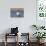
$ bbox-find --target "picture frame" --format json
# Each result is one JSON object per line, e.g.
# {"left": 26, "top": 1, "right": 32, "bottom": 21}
{"left": 10, "top": 8, "right": 24, "bottom": 17}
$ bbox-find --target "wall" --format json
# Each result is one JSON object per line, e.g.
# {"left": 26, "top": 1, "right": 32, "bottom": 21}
{"left": 0, "top": 0, "right": 36, "bottom": 42}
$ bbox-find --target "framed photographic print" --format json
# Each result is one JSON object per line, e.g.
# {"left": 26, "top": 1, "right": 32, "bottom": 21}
{"left": 10, "top": 8, "right": 24, "bottom": 17}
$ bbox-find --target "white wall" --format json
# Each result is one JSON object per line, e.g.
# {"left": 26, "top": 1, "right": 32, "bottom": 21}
{"left": 0, "top": 0, "right": 36, "bottom": 42}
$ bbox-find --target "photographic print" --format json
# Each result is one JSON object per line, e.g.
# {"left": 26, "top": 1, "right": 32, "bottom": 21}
{"left": 10, "top": 8, "right": 24, "bottom": 17}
